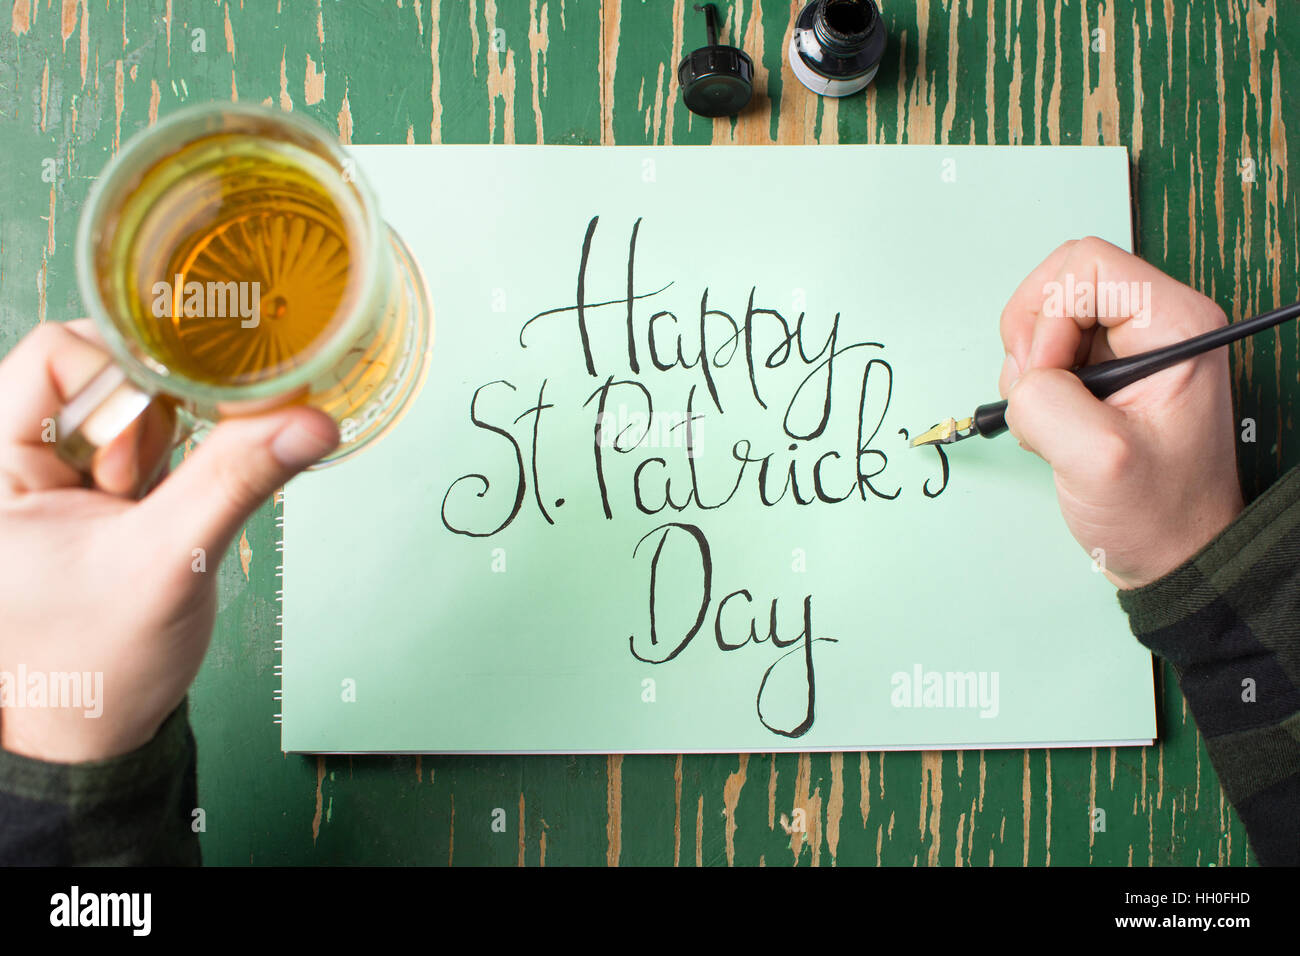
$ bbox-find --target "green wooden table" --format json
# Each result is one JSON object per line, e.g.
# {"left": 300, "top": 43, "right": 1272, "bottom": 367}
{"left": 2, "top": 0, "right": 1295, "bottom": 865}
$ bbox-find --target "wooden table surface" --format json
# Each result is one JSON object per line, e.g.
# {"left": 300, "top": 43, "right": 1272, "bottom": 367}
{"left": 2, "top": 0, "right": 1296, "bottom": 865}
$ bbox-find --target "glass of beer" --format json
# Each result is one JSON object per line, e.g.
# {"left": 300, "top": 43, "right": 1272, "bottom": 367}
{"left": 58, "top": 102, "right": 432, "bottom": 473}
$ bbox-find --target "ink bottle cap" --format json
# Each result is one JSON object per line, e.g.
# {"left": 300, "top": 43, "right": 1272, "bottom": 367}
{"left": 678, "top": 3, "right": 754, "bottom": 118}
{"left": 788, "top": 0, "right": 887, "bottom": 97}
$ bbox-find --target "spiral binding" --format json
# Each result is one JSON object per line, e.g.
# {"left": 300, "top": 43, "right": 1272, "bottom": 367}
{"left": 273, "top": 488, "right": 284, "bottom": 726}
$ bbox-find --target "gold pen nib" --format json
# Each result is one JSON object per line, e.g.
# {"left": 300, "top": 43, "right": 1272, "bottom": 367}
{"left": 910, "top": 416, "right": 976, "bottom": 447}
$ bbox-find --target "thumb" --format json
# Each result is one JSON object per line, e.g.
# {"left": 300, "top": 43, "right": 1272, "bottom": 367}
{"left": 1003, "top": 367, "right": 1132, "bottom": 485}
{"left": 138, "top": 407, "right": 338, "bottom": 560}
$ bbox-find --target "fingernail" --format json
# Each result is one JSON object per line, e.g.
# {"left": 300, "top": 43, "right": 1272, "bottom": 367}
{"left": 270, "top": 417, "right": 338, "bottom": 469}
{"left": 1001, "top": 352, "right": 1020, "bottom": 389}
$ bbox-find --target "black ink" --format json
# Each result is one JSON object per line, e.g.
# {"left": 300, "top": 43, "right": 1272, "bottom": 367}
{"left": 585, "top": 375, "right": 618, "bottom": 519}
{"left": 630, "top": 523, "right": 712, "bottom": 663}
{"left": 787, "top": 454, "right": 816, "bottom": 505}
{"left": 742, "top": 289, "right": 790, "bottom": 410}
{"left": 585, "top": 377, "right": 654, "bottom": 519}
{"left": 754, "top": 597, "right": 839, "bottom": 738}
{"left": 519, "top": 216, "right": 673, "bottom": 376}
{"left": 443, "top": 215, "right": 965, "bottom": 742}
{"left": 695, "top": 289, "right": 730, "bottom": 414}
{"left": 924, "top": 442, "right": 951, "bottom": 498}
{"left": 633, "top": 458, "right": 670, "bottom": 514}
{"left": 855, "top": 358, "right": 901, "bottom": 501}
{"left": 813, "top": 451, "right": 854, "bottom": 503}
{"left": 626, "top": 217, "right": 642, "bottom": 373}
{"left": 570, "top": 215, "right": 596, "bottom": 376}
{"left": 441, "top": 381, "right": 526, "bottom": 537}
{"left": 715, "top": 589, "right": 756, "bottom": 651}
{"left": 647, "top": 311, "right": 685, "bottom": 372}
{"left": 782, "top": 335, "right": 881, "bottom": 441}
{"left": 513, "top": 379, "right": 555, "bottom": 526}
{"left": 731, "top": 441, "right": 792, "bottom": 506}
{"left": 683, "top": 385, "right": 745, "bottom": 510}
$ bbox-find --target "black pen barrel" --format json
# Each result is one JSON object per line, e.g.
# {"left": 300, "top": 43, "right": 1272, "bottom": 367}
{"left": 973, "top": 401, "right": 1009, "bottom": 437}
{"left": 971, "top": 299, "right": 1300, "bottom": 439}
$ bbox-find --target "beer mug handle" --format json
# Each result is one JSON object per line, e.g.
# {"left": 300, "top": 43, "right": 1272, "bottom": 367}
{"left": 55, "top": 361, "right": 166, "bottom": 473}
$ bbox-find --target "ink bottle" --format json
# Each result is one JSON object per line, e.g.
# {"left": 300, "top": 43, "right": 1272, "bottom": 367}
{"left": 788, "top": 0, "right": 887, "bottom": 97}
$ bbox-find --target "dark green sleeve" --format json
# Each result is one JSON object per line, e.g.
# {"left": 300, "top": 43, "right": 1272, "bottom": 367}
{"left": 0, "top": 699, "right": 202, "bottom": 865}
{"left": 1118, "top": 465, "right": 1300, "bottom": 866}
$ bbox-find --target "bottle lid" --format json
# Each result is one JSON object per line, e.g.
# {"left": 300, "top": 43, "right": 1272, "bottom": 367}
{"left": 678, "top": 4, "right": 754, "bottom": 118}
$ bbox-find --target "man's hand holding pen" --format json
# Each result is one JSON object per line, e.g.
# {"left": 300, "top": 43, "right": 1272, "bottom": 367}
{"left": 998, "top": 236, "right": 1244, "bottom": 589}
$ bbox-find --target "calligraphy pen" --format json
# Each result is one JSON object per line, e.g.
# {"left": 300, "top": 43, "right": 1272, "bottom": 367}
{"left": 909, "top": 299, "right": 1300, "bottom": 448}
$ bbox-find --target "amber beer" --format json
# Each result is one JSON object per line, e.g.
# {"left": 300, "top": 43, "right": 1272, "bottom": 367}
{"left": 112, "top": 133, "right": 354, "bottom": 385}
{"left": 63, "top": 104, "right": 432, "bottom": 470}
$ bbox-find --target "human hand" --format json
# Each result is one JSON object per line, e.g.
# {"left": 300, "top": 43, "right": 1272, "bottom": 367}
{"left": 1000, "top": 237, "right": 1244, "bottom": 589}
{"left": 0, "top": 321, "right": 338, "bottom": 762}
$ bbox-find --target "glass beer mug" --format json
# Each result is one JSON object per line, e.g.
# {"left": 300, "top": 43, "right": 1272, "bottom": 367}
{"left": 58, "top": 103, "right": 432, "bottom": 474}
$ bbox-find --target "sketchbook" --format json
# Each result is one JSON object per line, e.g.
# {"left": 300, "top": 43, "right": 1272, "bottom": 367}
{"left": 279, "top": 144, "right": 1156, "bottom": 754}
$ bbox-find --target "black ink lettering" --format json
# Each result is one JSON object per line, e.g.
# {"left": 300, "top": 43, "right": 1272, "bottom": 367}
{"left": 715, "top": 589, "right": 755, "bottom": 651}
{"left": 441, "top": 381, "right": 526, "bottom": 537}
{"left": 813, "top": 451, "right": 854, "bottom": 503}
{"left": 743, "top": 290, "right": 792, "bottom": 410}
{"left": 634, "top": 457, "right": 670, "bottom": 514}
{"left": 519, "top": 216, "right": 673, "bottom": 375}
{"left": 625, "top": 217, "right": 642, "bottom": 373}
{"left": 924, "top": 440, "right": 951, "bottom": 498}
{"left": 696, "top": 289, "right": 731, "bottom": 414}
{"left": 513, "top": 379, "right": 555, "bottom": 525}
{"left": 856, "top": 358, "right": 901, "bottom": 500}
{"left": 754, "top": 596, "right": 838, "bottom": 738}
{"left": 683, "top": 385, "right": 745, "bottom": 510}
{"left": 585, "top": 377, "right": 654, "bottom": 518}
{"left": 630, "top": 523, "right": 712, "bottom": 664}
{"left": 648, "top": 311, "right": 682, "bottom": 371}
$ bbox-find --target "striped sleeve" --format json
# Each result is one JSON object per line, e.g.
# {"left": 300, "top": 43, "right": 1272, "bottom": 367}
{"left": 0, "top": 699, "right": 202, "bottom": 865}
{"left": 1119, "top": 465, "right": 1300, "bottom": 866}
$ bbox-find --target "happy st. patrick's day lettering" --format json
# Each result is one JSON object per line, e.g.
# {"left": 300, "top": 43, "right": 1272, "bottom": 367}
{"left": 440, "top": 216, "right": 951, "bottom": 738}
